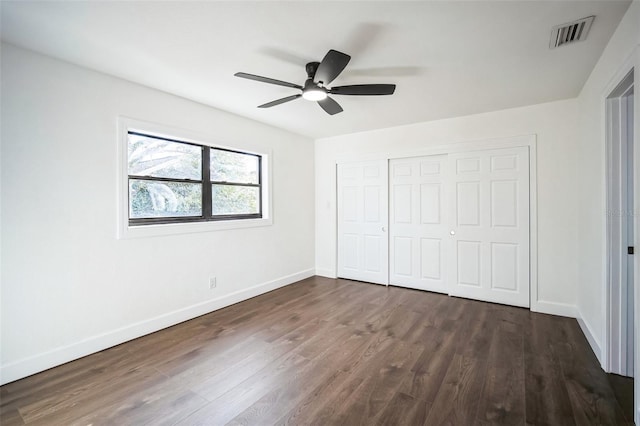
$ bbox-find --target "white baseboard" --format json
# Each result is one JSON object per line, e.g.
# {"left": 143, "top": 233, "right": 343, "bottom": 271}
{"left": 0, "top": 268, "right": 315, "bottom": 386}
{"left": 531, "top": 300, "right": 577, "bottom": 318}
{"left": 531, "top": 301, "right": 604, "bottom": 366}
{"left": 577, "top": 314, "right": 604, "bottom": 366}
{"left": 315, "top": 268, "right": 336, "bottom": 278}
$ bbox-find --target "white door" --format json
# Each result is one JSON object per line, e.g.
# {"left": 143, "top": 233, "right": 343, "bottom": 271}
{"left": 389, "top": 155, "right": 448, "bottom": 293}
{"left": 337, "top": 160, "right": 389, "bottom": 285}
{"left": 447, "top": 147, "right": 530, "bottom": 307}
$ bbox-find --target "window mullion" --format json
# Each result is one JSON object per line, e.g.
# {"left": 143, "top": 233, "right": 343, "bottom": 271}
{"left": 202, "top": 146, "right": 212, "bottom": 218}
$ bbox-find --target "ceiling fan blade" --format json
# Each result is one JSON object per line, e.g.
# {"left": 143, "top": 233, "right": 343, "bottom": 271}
{"left": 330, "top": 84, "right": 396, "bottom": 96}
{"left": 234, "top": 72, "right": 302, "bottom": 89}
{"left": 314, "top": 50, "right": 351, "bottom": 86}
{"left": 258, "top": 94, "right": 302, "bottom": 108}
{"left": 317, "top": 96, "right": 343, "bottom": 115}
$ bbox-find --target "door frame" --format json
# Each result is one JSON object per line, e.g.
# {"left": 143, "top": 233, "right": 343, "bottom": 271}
{"left": 335, "top": 134, "right": 539, "bottom": 311}
{"left": 605, "top": 67, "right": 634, "bottom": 377}
{"left": 600, "top": 48, "right": 639, "bottom": 424}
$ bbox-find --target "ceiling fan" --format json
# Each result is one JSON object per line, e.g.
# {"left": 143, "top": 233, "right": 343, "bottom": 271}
{"left": 234, "top": 49, "right": 396, "bottom": 115}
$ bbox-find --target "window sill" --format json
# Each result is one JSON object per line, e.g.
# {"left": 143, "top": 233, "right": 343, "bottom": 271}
{"left": 117, "top": 216, "right": 273, "bottom": 239}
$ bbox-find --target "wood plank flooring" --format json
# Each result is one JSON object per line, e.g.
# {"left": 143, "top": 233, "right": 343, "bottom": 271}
{"left": 0, "top": 276, "right": 633, "bottom": 425}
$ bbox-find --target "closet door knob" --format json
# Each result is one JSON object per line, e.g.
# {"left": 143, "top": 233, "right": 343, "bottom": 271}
{"left": 450, "top": 230, "right": 456, "bottom": 235}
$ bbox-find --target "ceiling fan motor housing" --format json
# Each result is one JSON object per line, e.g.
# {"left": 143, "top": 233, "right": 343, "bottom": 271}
{"left": 306, "top": 62, "right": 321, "bottom": 80}
{"left": 303, "top": 62, "right": 327, "bottom": 100}
{"left": 303, "top": 78, "right": 325, "bottom": 91}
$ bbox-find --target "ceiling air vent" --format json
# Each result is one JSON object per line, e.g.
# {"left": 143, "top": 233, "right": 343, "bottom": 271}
{"left": 549, "top": 16, "right": 595, "bottom": 49}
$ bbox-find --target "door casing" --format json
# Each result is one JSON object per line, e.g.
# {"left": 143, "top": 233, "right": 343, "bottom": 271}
{"left": 605, "top": 68, "right": 635, "bottom": 377}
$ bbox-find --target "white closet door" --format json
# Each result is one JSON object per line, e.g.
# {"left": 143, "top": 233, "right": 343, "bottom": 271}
{"left": 337, "top": 160, "right": 389, "bottom": 285}
{"left": 390, "top": 155, "right": 448, "bottom": 293}
{"left": 447, "top": 147, "right": 530, "bottom": 307}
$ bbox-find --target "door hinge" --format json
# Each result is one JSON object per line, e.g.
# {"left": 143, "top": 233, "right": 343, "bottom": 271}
{"left": 629, "top": 246, "right": 635, "bottom": 255}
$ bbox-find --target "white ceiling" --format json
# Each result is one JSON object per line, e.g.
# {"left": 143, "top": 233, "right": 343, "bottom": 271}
{"left": 0, "top": 1, "right": 631, "bottom": 139}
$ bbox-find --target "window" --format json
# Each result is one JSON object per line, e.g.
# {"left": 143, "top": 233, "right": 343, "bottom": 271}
{"left": 126, "top": 131, "right": 262, "bottom": 226}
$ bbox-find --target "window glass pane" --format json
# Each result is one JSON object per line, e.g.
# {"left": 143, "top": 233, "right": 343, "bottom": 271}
{"left": 210, "top": 149, "right": 259, "bottom": 184}
{"left": 128, "top": 133, "right": 201, "bottom": 180}
{"left": 129, "top": 180, "right": 202, "bottom": 218}
{"left": 212, "top": 185, "right": 259, "bottom": 215}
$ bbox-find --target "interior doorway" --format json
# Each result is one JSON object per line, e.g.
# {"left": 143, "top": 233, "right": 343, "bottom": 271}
{"left": 606, "top": 68, "right": 635, "bottom": 377}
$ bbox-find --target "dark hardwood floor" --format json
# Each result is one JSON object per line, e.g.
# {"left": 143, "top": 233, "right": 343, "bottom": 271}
{"left": 0, "top": 276, "right": 634, "bottom": 425}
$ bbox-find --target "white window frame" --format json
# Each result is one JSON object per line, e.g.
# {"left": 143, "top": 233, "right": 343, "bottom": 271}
{"left": 117, "top": 117, "right": 272, "bottom": 239}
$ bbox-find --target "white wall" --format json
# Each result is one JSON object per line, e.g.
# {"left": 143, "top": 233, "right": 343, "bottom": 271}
{"left": 316, "top": 98, "right": 580, "bottom": 316}
{"left": 0, "top": 44, "right": 315, "bottom": 384}
{"left": 575, "top": 1, "right": 640, "bottom": 364}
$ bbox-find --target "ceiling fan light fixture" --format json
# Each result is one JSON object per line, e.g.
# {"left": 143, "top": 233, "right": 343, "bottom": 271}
{"left": 302, "top": 87, "right": 327, "bottom": 101}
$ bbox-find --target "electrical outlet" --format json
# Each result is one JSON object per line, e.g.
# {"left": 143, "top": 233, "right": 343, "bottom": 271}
{"left": 209, "top": 276, "right": 217, "bottom": 289}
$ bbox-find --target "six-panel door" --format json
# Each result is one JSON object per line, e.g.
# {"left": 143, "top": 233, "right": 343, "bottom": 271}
{"left": 389, "top": 155, "right": 449, "bottom": 293}
{"left": 447, "top": 147, "right": 530, "bottom": 307}
{"left": 337, "top": 160, "right": 389, "bottom": 285}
